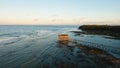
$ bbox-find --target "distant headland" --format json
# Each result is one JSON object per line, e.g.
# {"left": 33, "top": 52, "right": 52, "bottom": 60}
{"left": 72, "top": 25, "right": 120, "bottom": 39}
{"left": 79, "top": 25, "right": 120, "bottom": 32}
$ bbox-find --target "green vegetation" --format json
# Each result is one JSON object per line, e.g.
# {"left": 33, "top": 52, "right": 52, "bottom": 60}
{"left": 79, "top": 25, "right": 120, "bottom": 32}
{"left": 78, "top": 25, "right": 120, "bottom": 38}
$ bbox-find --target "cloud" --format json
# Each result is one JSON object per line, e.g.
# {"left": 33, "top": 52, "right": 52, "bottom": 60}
{"left": 51, "top": 14, "right": 59, "bottom": 18}
{"left": 33, "top": 19, "right": 39, "bottom": 21}
{"left": 0, "top": 16, "right": 120, "bottom": 25}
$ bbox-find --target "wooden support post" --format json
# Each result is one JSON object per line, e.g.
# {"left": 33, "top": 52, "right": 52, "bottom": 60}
{"left": 58, "top": 34, "right": 70, "bottom": 41}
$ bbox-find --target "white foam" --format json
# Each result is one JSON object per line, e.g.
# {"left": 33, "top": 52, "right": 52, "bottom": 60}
{"left": 0, "top": 37, "right": 22, "bottom": 45}
{"left": 0, "top": 37, "right": 16, "bottom": 42}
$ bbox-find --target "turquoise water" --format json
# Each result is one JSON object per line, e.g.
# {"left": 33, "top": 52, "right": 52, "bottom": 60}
{"left": 0, "top": 25, "right": 120, "bottom": 68}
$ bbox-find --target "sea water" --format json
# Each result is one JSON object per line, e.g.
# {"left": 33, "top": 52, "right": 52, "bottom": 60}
{"left": 0, "top": 25, "right": 120, "bottom": 68}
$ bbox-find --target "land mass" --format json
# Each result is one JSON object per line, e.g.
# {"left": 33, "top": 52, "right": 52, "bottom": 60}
{"left": 72, "top": 25, "right": 120, "bottom": 39}
{"left": 79, "top": 25, "right": 120, "bottom": 32}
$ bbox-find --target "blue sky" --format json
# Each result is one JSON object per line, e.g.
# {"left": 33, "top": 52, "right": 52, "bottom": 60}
{"left": 0, "top": 0, "right": 120, "bottom": 25}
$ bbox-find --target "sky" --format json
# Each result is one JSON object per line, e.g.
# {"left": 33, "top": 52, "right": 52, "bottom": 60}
{"left": 0, "top": 0, "right": 120, "bottom": 25}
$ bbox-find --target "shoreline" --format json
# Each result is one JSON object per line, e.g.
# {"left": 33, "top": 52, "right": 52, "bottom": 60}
{"left": 76, "top": 25, "right": 120, "bottom": 38}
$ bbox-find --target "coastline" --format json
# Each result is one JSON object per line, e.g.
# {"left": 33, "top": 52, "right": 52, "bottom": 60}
{"left": 74, "top": 25, "right": 120, "bottom": 38}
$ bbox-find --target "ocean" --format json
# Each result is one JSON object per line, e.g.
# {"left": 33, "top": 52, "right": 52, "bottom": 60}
{"left": 0, "top": 25, "right": 120, "bottom": 68}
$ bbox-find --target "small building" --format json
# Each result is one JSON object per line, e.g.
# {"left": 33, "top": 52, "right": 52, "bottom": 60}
{"left": 58, "top": 34, "right": 70, "bottom": 41}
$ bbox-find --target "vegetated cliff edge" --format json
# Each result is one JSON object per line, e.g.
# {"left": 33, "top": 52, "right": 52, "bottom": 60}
{"left": 78, "top": 25, "right": 120, "bottom": 38}
{"left": 79, "top": 25, "right": 120, "bottom": 32}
